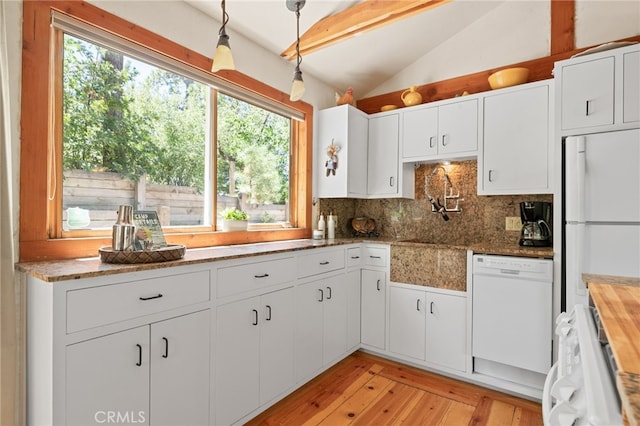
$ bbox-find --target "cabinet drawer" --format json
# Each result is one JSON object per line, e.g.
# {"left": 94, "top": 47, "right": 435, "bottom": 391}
{"left": 297, "top": 248, "right": 345, "bottom": 278}
{"left": 67, "top": 270, "right": 210, "bottom": 333}
{"left": 363, "top": 246, "right": 387, "bottom": 267}
{"left": 346, "top": 247, "right": 362, "bottom": 268}
{"left": 217, "top": 257, "right": 296, "bottom": 298}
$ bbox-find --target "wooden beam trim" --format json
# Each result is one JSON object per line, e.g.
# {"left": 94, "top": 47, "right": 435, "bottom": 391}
{"left": 550, "top": 0, "right": 575, "bottom": 55}
{"left": 356, "top": 34, "right": 640, "bottom": 114}
{"left": 281, "top": 0, "right": 451, "bottom": 60}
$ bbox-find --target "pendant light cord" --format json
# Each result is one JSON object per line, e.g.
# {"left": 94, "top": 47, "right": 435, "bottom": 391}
{"left": 220, "top": 0, "right": 229, "bottom": 36}
{"left": 295, "top": 3, "right": 302, "bottom": 71}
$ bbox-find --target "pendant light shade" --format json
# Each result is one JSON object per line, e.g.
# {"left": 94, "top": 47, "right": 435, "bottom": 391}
{"left": 212, "top": 0, "right": 235, "bottom": 72}
{"left": 290, "top": 68, "right": 305, "bottom": 101}
{"left": 287, "top": 0, "right": 306, "bottom": 101}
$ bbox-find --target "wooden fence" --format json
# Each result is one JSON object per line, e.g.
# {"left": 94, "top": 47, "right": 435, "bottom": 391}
{"left": 62, "top": 170, "right": 286, "bottom": 229}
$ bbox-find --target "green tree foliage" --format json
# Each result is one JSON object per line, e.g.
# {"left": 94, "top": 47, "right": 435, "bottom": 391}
{"left": 62, "top": 34, "right": 290, "bottom": 204}
{"left": 217, "top": 94, "right": 290, "bottom": 204}
{"left": 62, "top": 36, "right": 159, "bottom": 180}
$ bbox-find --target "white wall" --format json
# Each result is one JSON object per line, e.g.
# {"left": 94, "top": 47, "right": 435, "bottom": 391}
{"left": 366, "top": 0, "right": 640, "bottom": 97}
{"left": 88, "top": 0, "right": 337, "bottom": 109}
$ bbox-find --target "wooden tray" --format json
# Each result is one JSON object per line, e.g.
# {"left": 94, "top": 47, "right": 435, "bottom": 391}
{"left": 99, "top": 245, "right": 186, "bottom": 264}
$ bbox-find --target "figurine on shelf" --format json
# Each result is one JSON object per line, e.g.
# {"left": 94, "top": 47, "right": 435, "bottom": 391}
{"left": 335, "top": 87, "right": 355, "bottom": 106}
{"left": 325, "top": 141, "right": 340, "bottom": 177}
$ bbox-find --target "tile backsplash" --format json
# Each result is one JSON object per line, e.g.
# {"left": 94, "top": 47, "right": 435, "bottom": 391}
{"left": 318, "top": 160, "right": 553, "bottom": 245}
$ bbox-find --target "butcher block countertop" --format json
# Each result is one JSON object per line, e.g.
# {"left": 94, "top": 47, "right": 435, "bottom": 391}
{"left": 587, "top": 277, "right": 640, "bottom": 426}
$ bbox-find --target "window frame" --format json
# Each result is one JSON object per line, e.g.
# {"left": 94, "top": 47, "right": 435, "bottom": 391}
{"left": 20, "top": 1, "right": 313, "bottom": 261}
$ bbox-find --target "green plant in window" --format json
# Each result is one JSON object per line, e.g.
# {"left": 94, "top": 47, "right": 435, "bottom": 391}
{"left": 221, "top": 207, "right": 249, "bottom": 221}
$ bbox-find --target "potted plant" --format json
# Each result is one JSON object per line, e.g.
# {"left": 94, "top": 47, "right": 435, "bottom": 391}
{"left": 221, "top": 207, "right": 249, "bottom": 231}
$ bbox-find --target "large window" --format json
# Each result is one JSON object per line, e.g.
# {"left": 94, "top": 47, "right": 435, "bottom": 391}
{"left": 20, "top": 1, "right": 312, "bottom": 261}
{"left": 60, "top": 34, "right": 292, "bottom": 233}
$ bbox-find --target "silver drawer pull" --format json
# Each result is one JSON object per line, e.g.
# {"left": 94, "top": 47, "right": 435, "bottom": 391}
{"left": 370, "top": 255, "right": 381, "bottom": 259}
{"left": 254, "top": 273, "right": 270, "bottom": 278}
{"left": 351, "top": 256, "right": 360, "bottom": 259}
{"left": 139, "top": 293, "right": 163, "bottom": 301}
{"left": 319, "top": 261, "right": 330, "bottom": 265}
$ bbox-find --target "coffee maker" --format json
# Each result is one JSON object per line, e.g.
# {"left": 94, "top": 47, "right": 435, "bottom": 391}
{"left": 519, "top": 201, "right": 552, "bottom": 247}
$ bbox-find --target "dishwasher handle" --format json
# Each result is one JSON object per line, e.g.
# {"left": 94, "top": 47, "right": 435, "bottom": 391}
{"left": 499, "top": 269, "right": 520, "bottom": 275}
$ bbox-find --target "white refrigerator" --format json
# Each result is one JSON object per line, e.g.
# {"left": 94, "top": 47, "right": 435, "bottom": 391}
{"left": 564, "top": 128, "right": 640, "bottom": 310}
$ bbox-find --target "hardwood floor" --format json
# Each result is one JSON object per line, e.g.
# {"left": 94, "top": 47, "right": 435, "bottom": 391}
{"left": 246, "top": 351, "right": 543, "bottom": 426}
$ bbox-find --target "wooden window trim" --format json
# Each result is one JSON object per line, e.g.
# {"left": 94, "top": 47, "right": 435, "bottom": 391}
{"left": 20, "top": 0, "right": 313, "bottom": 261}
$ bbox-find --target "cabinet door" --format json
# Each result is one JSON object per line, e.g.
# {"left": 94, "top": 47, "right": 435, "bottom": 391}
{"left": 367, "top": 114, "right": 399, "bottom": 196}
{"left": 151, "top": 310, "right": 210, "bottom": 426}
{"left": 317, "top": 105, "right": 368, "bottom": 198}
{"left": 215, "top": 298, "right": 260, "bottom": 426}
{"left": 346, "top": 269, "right": 361, "bottom": 350}
{"left": 294, "top": 280, "right": 325, "bottom": 382}
{"left": 561, "top": 57, "right": 615, "bottom": 130}
{"left": 624, "top": 50, "right": 640, "bottom": 123}
{"left": 389, "top": 286, "right": 426, "bottom": 360}
{"left": 360, "top": 269, "right": 386, "bottom": 349}
{"left": 438, "top": 99, "right": 478, "bottom": 156}
{"left": 482, "top": 84, "right": 549, "bottom": 194}
{"left": 346, "top": 108, "right": 370, "bottom": 196}
{"left": 323, "top": 274, "right": 348, "bottom": 364}
{"left": 66, "top": 326, "right": 149, "bottom": 426}
{"left": 426, "top": 292, "right": 467, "bottom": 372}
{"left": 402, "top": 107, "right": 438, "bottom": 159}
{"left": 260, "top": 287, "right": 294, "bottom": 405}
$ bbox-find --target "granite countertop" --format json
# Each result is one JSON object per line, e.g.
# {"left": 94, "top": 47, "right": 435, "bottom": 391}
{"left": 587, "top": 278, "right": 640, "bottom": 426}
{"left": 15, "top": 238, "right": 362, "bottom": 282}
{"left": 16, "top": 237, "right": 554, "bottom": 282}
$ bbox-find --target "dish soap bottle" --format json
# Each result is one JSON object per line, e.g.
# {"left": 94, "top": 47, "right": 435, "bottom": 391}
{"left": 327, "top": 213, "right": 336, "bottom": 239}
{"left": 318, "top": 213, "right": 326, "bottom": 239}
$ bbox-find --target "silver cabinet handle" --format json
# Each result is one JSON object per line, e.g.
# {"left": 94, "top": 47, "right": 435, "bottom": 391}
{"left": 585, "top": 99, "right": 592, "bottom": 116}
{"left": 430, "top": 301, "right": 434, "bottom": 315}
{"left": 326, "top": 286, "right": 332, "bottom": 300}
{"left": 252, "top": 309, "right": 259, "bottom": 326}
{"left": 488, "top": 169, "right": 494, "bottom": 182}
{"left": 254, "top": 273, "right": 269, "bottom": 278}
{"left": 442, "top": 134, "right": 448, "bottom": 146}
{"left": 429, "top": 136, "right": 435, "bottom": 148}
{"left": 318, "top": 288, "right": 324, "bottom": 302}
{"left": 389, "top": 176, "right": 394, "bottom": 187}
{"left": 416, "top": 299, "right": 421, "bottom": 311}
{"left": 376, "top": 279, "right": 381, "bottom": 291}
{"left": 319, "top": 261, "right": 330, "bottom": 265}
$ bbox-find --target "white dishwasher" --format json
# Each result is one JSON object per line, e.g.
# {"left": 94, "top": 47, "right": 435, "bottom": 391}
{"left": 472, "top": 254, "right": 553, "bottom": 388}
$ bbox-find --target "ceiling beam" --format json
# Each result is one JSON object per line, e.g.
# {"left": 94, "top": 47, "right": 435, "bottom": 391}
{"left": 281, "top": 0, "right": 452, "bottom": 60}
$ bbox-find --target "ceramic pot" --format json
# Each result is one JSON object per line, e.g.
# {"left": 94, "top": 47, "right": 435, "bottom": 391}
{"left": 222, "top": 219, "right": 248, "bottom": 231}
{"left": 401, "top": 86, "right": 423, "bottom": 107}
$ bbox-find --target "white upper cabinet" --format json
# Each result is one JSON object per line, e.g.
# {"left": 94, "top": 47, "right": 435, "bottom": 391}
{"left": 561, "top": 56, "right": 614, "bottom": 130}
{"left": 401, "top": 98, "right": 478, "bottom": 162}
{"left": 317, "top": 105, "right": 368, "bottom": 198}
{"left": 624, "top": 50, "right": 640, "bottom": 124}
{"left": 367, "top": 114, "right": 400, "bottom": 196}
{"left": 556, "top": 43, "right": 640, "bottom": 134}
{"left": 479, "top": 81, "right": 552, "bottom": 195}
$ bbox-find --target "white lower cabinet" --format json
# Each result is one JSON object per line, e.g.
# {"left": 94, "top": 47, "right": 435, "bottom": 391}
{"left": 294, "top": 274, "right": 348, "bottom": 382}
{"left": 360, "top": 269, "right": 386, "bottom": 350}
{"left": 388, "top": 285, "right": 467, "bottom": 372}
{"left": 66, "top": 310, "right": 210, "bottom": 426}
{"left": 389, "top": 286, "right": 426, "bottom": 360}
{"left": 346, "top": 269, "right": 361, "bottom": 350}
{"left": 215, "top": 287, "right": 294, "bottom": 426}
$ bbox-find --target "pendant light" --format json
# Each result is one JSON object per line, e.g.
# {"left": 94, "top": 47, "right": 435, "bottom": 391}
{"left": 212, "top": 0, "right": 235, "bottom": 72}
{"left": 287, "top": 0, "right": 306, "bottom": 101}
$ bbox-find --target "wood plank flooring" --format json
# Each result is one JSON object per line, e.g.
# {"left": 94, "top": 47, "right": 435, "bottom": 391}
{"left": 246, "top": 351, "right": 543, "bottom": 426}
